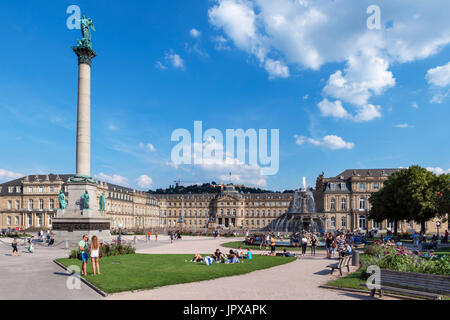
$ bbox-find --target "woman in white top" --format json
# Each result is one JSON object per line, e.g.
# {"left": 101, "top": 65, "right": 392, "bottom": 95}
{"left": 90, "top": 236, "right": 101, "bottom": 275}
{"left": 301, "top": 235, "right": 308, "bottom": 256}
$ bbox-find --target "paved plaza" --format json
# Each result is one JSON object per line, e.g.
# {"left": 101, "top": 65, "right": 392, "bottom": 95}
{"left": 0, "top": 235, "right": 381, "bottom": 300}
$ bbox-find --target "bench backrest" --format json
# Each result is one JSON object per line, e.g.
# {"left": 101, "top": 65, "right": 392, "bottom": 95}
{"left": 380, "top": 269, "right": 450, "bottom": 295}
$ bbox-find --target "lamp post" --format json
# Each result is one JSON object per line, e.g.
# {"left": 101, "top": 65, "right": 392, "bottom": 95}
{"left": 436, "top": 221, "right": 441, "bottom": 237}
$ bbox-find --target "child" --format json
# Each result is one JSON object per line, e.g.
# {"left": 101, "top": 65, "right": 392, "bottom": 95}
{"left": 90, "top": 235, "right": 101, "bottom": 276}
{"left": 245, "top": 248, "right": 253, "bottom": 260}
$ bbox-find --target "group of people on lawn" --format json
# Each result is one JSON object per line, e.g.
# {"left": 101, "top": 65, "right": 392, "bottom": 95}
{"left": 192, "top": 247, "right": 253, "bottom": 265}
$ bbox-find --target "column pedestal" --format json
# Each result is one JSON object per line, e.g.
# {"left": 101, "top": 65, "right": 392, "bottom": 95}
{"left": 52, "top": 181, "right": 111, "bottom": 243}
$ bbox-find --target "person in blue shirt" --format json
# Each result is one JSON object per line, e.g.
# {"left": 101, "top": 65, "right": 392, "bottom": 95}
{"left": 245, "top": 248, "right": 253, "bottom": 260}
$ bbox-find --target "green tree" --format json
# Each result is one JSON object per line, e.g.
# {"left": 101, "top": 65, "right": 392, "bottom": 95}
{"left": 369, "top": 166, "right": 450, "bottom": 234}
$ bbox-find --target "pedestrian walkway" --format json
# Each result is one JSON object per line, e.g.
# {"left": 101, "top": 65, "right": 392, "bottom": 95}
{"left": 0, "top": 238, "right": 101, "bottom": 300}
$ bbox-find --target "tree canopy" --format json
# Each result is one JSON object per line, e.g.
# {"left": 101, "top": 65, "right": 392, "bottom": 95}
{"left": 369, "top": 165, "right": 450, "bottom": 234}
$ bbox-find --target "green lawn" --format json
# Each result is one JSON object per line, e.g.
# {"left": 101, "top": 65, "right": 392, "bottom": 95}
{"left": 56, "top": 254, "right": 295, "bottom": 294}
{"left": 326, "top": 269, "right": 368, "bottom": 291}
{"left": 221, "top": 241, "right": 325, "bottom": 252}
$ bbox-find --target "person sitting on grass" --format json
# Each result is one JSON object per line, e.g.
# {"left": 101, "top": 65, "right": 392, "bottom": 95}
{"left": 192, "top": 253, "right": 203, "bottom": 262}
{"left": 244, "top": 248, "right": 253, "bottom": 260}
{"left": 212, "top": 249, "right": 227, "bottom": 263}
{"left": 235, "top": 246, "right": 245, "bottom": 259}
{"left": 225, "top": 250, "right": 240, "bottom": 264}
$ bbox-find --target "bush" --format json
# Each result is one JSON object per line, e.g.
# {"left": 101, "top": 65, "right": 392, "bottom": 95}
{"left": 69, "top": 250, "right": 81, "bottom": 260}
{"left": 361, "top": 243, "right": 450, "bottom": 275}
{"left": 100, "top": 243, "right": 135, "bottom": 257}
{"left": 69, "top": 243, "right": 136, "bottom": 259}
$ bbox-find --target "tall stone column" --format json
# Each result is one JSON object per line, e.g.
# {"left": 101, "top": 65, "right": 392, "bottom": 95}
{"left": 73, "top": 47, "right": 96, "bottom": 177}
{"left": 52, "top": 44, "right": 110, "bottom": 243}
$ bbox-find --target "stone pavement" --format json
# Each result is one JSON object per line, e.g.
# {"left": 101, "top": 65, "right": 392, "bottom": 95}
{"left": 0, "top": 235, "right": 388, "bottom": 300}
{"left": 0, "top": 237, "right": 101, "bottom": 300}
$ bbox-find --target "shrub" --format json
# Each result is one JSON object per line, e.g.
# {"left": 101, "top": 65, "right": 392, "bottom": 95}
{"left": 69, "top": 249, "right": 81, "bottom": 260}
{"left": 361, "top": 243, "right": 450, "bottom": 276}
{"left": 69, "top": 243, "right": 136, "bottom": 259}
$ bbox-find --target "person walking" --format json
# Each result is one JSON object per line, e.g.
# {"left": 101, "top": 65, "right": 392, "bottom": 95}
{"left": 310, "top": 235, "right": 317, "bottom": 256}
{"left": 170, "top": 231, "right": 174, "bottom": 244}
{"left": 90, "top": 236, "right": 101, "bottom": 276}
{"left": 11, "top": 237, "right": 20, "bottom": 256}
{"left": 79, "top": 234, "right": 89, "bottom": 276}
{"left": 48, "top": 232, "right": 55, "bottom": 246}
{"left": 301, "top": 234, "right": 308, "bottom": 256}
{"left": 27, "top": 236, "right": 34, "bottom": 253}
{"left": 155, "top": 230, "right": 158, "bottom": 241}
{"left": 147, "top": 231, "right": 151, "bottom": 242}
{"left": 325, "top": 234, "right": 333, "bottom": 259}
{"left": 269, "top": 234, "right": 276, "bottom": 255}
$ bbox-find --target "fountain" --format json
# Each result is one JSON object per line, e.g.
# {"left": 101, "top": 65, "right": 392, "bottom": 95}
{"left": 268, "top": 177, "right": 326, "bottom": 234}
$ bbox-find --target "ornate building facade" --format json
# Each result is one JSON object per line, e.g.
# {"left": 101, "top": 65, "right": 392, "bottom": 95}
{"left": 315, "top": 169, "right": 443, "bottom": 234}
{"left": 0, "top": 170, "right": 444, "bottom": 234}
{"left": 0, "top": 174, "right": 160, "bottom": 232}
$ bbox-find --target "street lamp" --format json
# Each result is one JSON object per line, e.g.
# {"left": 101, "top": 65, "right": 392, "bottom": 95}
{"left": 436, "top": 221, "right": 441, "bottom": 237}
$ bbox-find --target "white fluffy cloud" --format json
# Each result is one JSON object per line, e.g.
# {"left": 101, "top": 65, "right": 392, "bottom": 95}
{"left": 96, "top": 173, "right": 129, "bottom": 186}
{"left": 165, "top": 51, "right": 185, "bottom": 70}
{"left": 427, "top": 62, "right": 450, "bottom": 87}
{"left": 0, "top": 169, "right": 23, "bottom": 182}
{"left": 208, "top": 0, "right": 450, "bottom": 117}
{"left": 139, "top": 142, "right": 156, "bottom": 152}
{"left": 167, "top": 137, "right": 268, "bottom": 187}
{"left": 189, "top": 28, "right": 202, "bottom": 38}
{"left": 317, "top": 98, "right": 351, "bottom": 119}
{"left": 317, "top": 99, "right": 381, "bottom": 122}
{"left": 136, "top": 175, "right": 153, "bottom": 189}
{"left": 294, "top": 134, "right": 354, "bottom": 150}
{"left": 323, "top": 54, "right": 395, "bottom": 107}
{"left": 426, "top": 61, "right": 450, "bottom": 104}
{"left": 427, "top": 167, "right": 450, "bottom": 175}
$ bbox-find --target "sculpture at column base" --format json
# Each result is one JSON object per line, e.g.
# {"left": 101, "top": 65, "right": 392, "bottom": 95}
{"left": 52, "top": 181, "right": 111, "bottom": 243}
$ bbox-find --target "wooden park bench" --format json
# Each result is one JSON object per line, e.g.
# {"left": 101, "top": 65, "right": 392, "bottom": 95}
{"left": 327, "top": 254, "right": 352, "bottom": 276}
{"left": 361, "top": 269, "right": 450, "bottom": 300}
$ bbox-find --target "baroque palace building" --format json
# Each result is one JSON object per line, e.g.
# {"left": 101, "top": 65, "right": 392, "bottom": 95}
{"left": 0, "top": 174, "right": 160, "bottom": 232}
{"left": 0, "top": 169, "right": 444, "bottom": 234}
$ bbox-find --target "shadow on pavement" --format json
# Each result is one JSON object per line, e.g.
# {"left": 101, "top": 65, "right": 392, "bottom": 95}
{"left": 314, "top": 269, "right": 331, "bottom": 275}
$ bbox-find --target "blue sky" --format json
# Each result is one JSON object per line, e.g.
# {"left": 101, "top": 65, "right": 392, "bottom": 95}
{"left": 0, "top": 0, "right": 449, "bottom": 191}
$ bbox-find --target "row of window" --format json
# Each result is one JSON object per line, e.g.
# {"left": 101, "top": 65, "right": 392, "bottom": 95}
{"left": 5, "top": 214, "right": 52, "bottom": 227}
{"left": 329, "top": 197, "right": 368, "bottom": 211}
{"left": 328, "top": 216, "right": 413, "bottom": 230}
{"left": 328, "top": 182, "right": 380, "bottom": 191}
{"left": 8, "top": 199, "right": 55, "bottom": 211}
{"left": 167, "top": 201, "right": 289, "bottom": 207}
{"left": 8, "top": 186, "right": 59, "bottom": 194}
